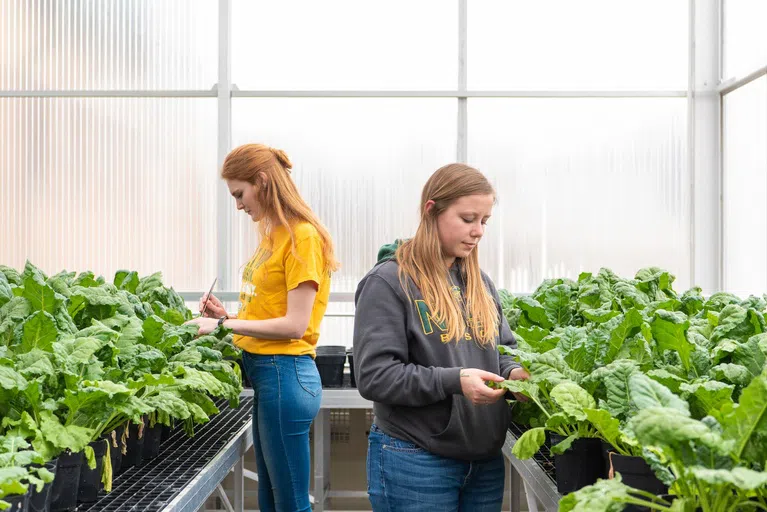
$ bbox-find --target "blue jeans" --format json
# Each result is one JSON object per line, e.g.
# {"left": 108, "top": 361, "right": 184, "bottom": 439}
{"left": 367, "top": 424, "right": 505, "bottom": 512}
{"left": 241, "top": 353, "right": 322, "bottom": 512}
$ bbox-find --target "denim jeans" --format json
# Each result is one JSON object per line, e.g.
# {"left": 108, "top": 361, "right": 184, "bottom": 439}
{"left": 241, "top": 352, "right": 322, "bottom": 512}
{"left": 367, "top": 424, "right": 505, "bottom": 512}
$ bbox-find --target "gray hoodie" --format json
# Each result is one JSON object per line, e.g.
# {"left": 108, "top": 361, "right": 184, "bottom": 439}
{"left": 353, "top": 244, "right": 521, "bottom": 461}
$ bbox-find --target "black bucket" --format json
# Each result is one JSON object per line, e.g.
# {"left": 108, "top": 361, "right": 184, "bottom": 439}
{"left": 610, "top": 452, "right": 668, "bottom": 503}
{"left": 77, "top": 439, "right": 107, "bottom": 503}
{"left": 347, "top": 349, "right": 356, "bottom": 388}
{"left": 102, "top": 427, "right": 123, "bottom": 477}
{"left": 600, "top": 440, "right": 615, "bottom": 478}
{"left": 49, "top": 450, "right": 83, "bottom": 512}
{"left": 142, "top": 423, "right": 163, "bottom": 460}
{"left": 121, "top": 418, "right": 146, "bottom": 471}
{"left": 550, "top": 434, "right": 605, "bottom": 494}
{"left": 28, "top": 460, "right": 57, "bottom": 512}
{"left": 315, "top": 353, "right": 346, "bottom": 388}
{"left": 4, "top": 489, "right": 29, "bottom": 512}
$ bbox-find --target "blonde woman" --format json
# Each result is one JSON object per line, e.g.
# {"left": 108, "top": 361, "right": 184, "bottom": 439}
{"left": 188, "top": 144, "right": 339, "bottom": 512}
{"left": 353, "top": 164, "right": 529, "bottom": 511}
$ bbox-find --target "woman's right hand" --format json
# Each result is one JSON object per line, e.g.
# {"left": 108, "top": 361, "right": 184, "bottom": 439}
{"left": 459, "top": 369, "right": 506, "bottom": 406}
{"left": 199, "top": 293, "right": 228, "bottom": 318}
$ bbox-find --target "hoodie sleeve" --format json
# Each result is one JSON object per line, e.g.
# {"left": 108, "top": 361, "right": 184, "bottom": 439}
{"left": 484, "top": 275, "right": 522, "bottom": 379}
{"left": 353, "top": 274, "right": 463, "bottom": 406}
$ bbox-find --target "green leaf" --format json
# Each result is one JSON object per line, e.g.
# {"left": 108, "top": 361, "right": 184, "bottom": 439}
{"left": 22, "top": 263, "right": 59, "bottom": 314}
{"left": 711, "top": 305, "right": 759, "bottom": 343}
{"left": 38, "top": 411, "right": 94, "bottom": 453}
{"left": 581, "top": 307, "right": 621, "bottom": 324}
{"left": 559, "top": 475, "right": 648, "bottom": 512}
{"left": 722, "top": 370, "right": 767, "bottom": 465}
{"left": 0, "top": 266, "right": 22, "bottom": 287}
{"left": 550, "top": 433, "right": 578, "bottom": 455}
{"left": 14, "top": 350, "right": 55, "bottom": 378}
{"left": 54, "top": 336, "right": 104, "bottom": 366}
{"left": 584, "top": 408, "right": 623, "bottom": 451}
{"left": 646, "top": 369, "right": 688, "bottom": 393}
{"left": 630, "top": 407, "right": 731, "bottom": 463}
{"left": 558, "top": 327, "right": 596, "bottom": 373}
{"left": 170, "top": 348, "right": 203, "bottom": 364}
{"left": 583, "top": 360, "right": 639, "bottom": 420}
{"left": 143, "top": 392, "right": 191, "bottom": 420}
{"left": 544, "top": 412, "right": 571, "bottom": 431}
{"left": 604, "top": 309, "right": 644, "bottom": 364}
{"left": 651, "top": 310, "right": 693, "bottom": 371}
{"left": 530, "top": 350, "right": 583, "bottom": 387}
{"left": 0, "top": 366, "right": 28, "bottom": 392}
{"left": 136, "top": 272, "right": 164, "bottom": 295}
{"left": 539, "top": 284, "right": 574, "bottom": 326}
{"left": 510, "top": 427, "right": 546, "bottom": 460}
{"left": 0, "top": 297, "right": 31, "bottom": 344}
{"left": 516, "top": 297, "right": 553, "bottom": 329}
{"left": 710, "top": 363, "right": 752, "bottom": 388}
{"left": 113, "top": 270, "right": 140, "bottom": 294}
{"left": 680, "top": 380, "right": 734, "bottom": 419}
{"left": 629, "top": 373, "right": 689, "bottom": 415}
{"left": 0, "top": 274, "right": 12, "bottom": 308}
{"left": 688, "top": 466, "right": 767, "bottom": 491}
{"left": 20, "top": 311, "right": 57, "bottom": 353}
{"left": 550, "top": 381, "right": 596, "bottom": 421}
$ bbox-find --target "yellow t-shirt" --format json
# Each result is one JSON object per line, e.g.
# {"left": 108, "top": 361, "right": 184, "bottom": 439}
{"left": 233, "top": 222, "right": 331, "bottom": 357}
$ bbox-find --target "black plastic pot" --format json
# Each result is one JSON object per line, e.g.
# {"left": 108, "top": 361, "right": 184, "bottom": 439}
{"left": 77, "top": 439, "right": 107, "bottom": 503}
{"left": 28, "top": 460, "right": 57, "bottom": 512}
{"left": 4, "top": 489, "right": 30, "bottom": 512}
{"left": 49, "top": 450, "right": 83, "bottom": 512}
{"left": 600, "top": 440, "right": 615, "bottom": 478}
{"left": 102, "top": 427, "right": 123, "bottom": 477}
{"left": 121, "top": 418, "right": 146, "bottom": 471}
{"left": 610, "top": 452, "right": 668, "bottom": 495}
{"left": 347, "top": 349, "right": 356, "bottom": 388}
{"left": 142, "top": 423, "right": 163, "bottom": 460}
{"left": 550, "top": 434, "right": 605, "bottom": 494}
{"left": 315, "top": 353, "right": 346, "bottom": 388}
{"left": 315, "top": 345, "right": 347, "bottom": 388}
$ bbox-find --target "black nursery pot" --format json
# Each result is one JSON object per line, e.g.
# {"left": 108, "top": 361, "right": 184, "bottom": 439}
{"left": 121, "top": 417, "right": 147, "bottom": 471}
{"left": 102, "top": 427, "right": 123, "bottom": 477}
{"left": 28, "top": 460, "right": 57, "bottom": 512}
{"left": 142, "top": 423, "right": 163, "bottom": 460}
{"left": 49, "top": 450, "right": 83, "bottom": 512}
{"left": 549, "top": 433, "right": 605, "bottom": 494}
{"left": 77, "top": 440, "right": 107, "bottom": 504}
{"left": 4, "top": 489, "right": 30, "bottom": 512}
{"left": 315, "top": 346, "right": 347, "bottom": 388}
{"left": 610, "top": 452, "right": 668, "bottom": 495}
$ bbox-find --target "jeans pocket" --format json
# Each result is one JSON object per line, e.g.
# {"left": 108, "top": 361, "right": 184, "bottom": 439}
{"left": 294, "top": 357, "right": 322, "bottom": 397}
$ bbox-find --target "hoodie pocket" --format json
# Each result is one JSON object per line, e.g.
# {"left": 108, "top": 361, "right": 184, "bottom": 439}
{"left": 429, "top": 396, "right": 511, "bottom": 459}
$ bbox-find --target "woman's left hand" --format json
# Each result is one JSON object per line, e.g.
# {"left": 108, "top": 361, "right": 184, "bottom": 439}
{"left": 507, "top": 367, "right": 531, "bottom": 402}
{"left": 185, "top": 317, "right": 219, "bottom": 335}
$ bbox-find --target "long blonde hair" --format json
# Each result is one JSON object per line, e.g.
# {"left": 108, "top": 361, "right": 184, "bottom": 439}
{"left": 396, "top": 164, "right": 498, "bottom": 345}
{"left": 221, "top": 144, "right": 339, "bottom": 273}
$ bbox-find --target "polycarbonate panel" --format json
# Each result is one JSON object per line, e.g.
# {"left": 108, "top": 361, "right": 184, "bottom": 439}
{"left": 723, "top": 0, "right": 767, "bottom": 80}
{"left": 723, "top": 76, "right": 767, "bottom": 296}
{"left": 231, "top": 98, "right": 457, "bottom": 347}
{"left": 0, "top": 0, "right": 217, "bottom": 90}
{"left": 468, "top": 0, "right": 688, "bottom": 90}
{"left": 468, "top": 98, "right": 689, "bottom": 293}
{"left": 0, "top": 98, "right": 217, "bottom": 291}
{"left": 231, "top": 0, "right": 457, "bottom": 90}
{"left": 230, "top": 98, "right": 457, "bottom": 292}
